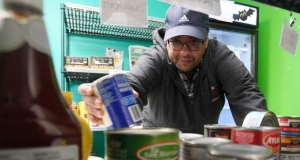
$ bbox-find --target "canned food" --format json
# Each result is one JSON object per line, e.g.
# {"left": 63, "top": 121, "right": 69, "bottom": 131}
{"left": 207, "top": 143, "right": 274, "bottom": 160}
{"left": 105, "top": 128, "right": 179, "bottom": 160}
{"left": 281, "top": 136, "right": 300, "bottom": 151}
{"left": 204, "top": 124, "right": 233, "bottom": 139}
{"left": 231, "top": 126, "right": 281, "bottom": 160}
{"left": 179, "top": 133, "right": 203, "bottom": 160}
{"left": 277, "top": 115, "right": 300, "bottom": 136}
{"left": 183, "top": 137, "right": 232, "bottom": 160}
{"left": 180, "top": 133, "right": 204, "bottom": 144}
{"left": 242, "top": 111, "right": 279, "bottom": 127}
{"left": 92, "top": 73, "right": 143, "bottom": 129}
{"left": 280, "top": 150, "right": 300, "bottom": 160}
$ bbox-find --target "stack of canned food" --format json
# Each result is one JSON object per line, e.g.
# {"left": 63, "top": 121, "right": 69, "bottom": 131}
{"left": 199, "top": 111, "right": 281, "bottom": 160}
{"left": 278, "top": 115, "right": 300, "bottom": 159}
{"left": 91, "top": 75, "right": 298, "bottom": 160}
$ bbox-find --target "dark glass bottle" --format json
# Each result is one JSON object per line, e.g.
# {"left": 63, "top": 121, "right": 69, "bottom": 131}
{"left": 0, "top": 0, "right": 82, "bottom": 159}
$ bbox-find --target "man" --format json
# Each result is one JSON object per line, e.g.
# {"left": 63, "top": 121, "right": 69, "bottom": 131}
{"left": 78, "top": 5, "right": 267, "bottom": 134}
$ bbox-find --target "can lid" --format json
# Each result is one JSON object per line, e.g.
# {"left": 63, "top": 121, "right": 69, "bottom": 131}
{"left": 105, "top": 127, "right": 179, "bottom": 136}
{"left": 277, "top": 115, "right": 300, "bottom": 119}
{"left": 207, "top": 143, "right": 273, "bottom": 159}
{"left": 179, "top": 133, "right": 203, "bottom": 142}
{"left": 232, "top": 126, "right": 279, "bottom": 131}
{"left": 204, "top": 124, "right": 234, "bottom": 129}
{"left": 183, "top": 137, "right": 231, "bottom": 148}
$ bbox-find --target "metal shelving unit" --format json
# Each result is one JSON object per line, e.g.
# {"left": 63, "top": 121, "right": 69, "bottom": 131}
{"left": 60, "top": 2, "right": 165, "bottom": 90}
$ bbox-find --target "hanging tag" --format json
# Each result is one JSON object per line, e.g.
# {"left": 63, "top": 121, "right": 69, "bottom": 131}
{"left": 159, "top": 0, "right": 221, "bottom": 16}
{"left": 101, "top": 0, "right": 148, "bottom": 27}
{"left": 279, "top": 24, "right": 299, "bottom": 56}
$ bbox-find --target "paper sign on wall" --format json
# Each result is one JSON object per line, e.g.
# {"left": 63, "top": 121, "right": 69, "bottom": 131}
{"left": 280, "top": 24, "right": 299, "bottom": 55}
{"left": 159, "top": 0, "right": 221, "bottom": 16}
{"left": 101, "top": 0, "right": 148, "bottom": 27}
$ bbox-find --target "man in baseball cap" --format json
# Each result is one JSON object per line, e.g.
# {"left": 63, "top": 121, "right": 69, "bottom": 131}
{"left": 79, "top": 5, "right": 267, "bottom": 134}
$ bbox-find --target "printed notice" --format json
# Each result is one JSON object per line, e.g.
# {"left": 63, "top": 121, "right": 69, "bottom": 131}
{"left": 101, "top": 0, "right": 148, "bottom": 27}
{"left": 159, "top": 0, "right": 221, "bottom": 16}
{"left": 280, "top": 24, "right": 299, "bottom": 56}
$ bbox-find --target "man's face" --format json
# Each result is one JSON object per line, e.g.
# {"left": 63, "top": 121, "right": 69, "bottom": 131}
{"left": 166, "top": 35, "right": 208, "bottom": 72}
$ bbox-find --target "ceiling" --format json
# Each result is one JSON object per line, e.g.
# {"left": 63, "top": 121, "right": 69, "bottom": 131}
{"left": 253, "top": 0, "right": 300, "bottom": 14}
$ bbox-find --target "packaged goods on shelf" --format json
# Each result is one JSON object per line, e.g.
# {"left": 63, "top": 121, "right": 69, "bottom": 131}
{"left": 64, "top": 56, "right": 89, "bottom": 68}
{"left": 90, "top": 56, "right": 115, "bottom": 70}
{"left": 105, "top": 48, "right": 124, "bottom": 70}
{"left": 128, "top": 45, "right": 148, "bottom": 69}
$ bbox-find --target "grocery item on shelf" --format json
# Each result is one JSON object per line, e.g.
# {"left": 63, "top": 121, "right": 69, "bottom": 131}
{"left": 64, "top": 56, "right": 89, "bottom": 68}
{"left": 277, "top": 115, "right": 300, "bottom": 136}
{"left": 231, "top": 126, "right": 281, "bottom": 160}
{"left": 105, "top": 128, "right": 179, "bottom": 160}
{"left": 105, "top": 47, "right": 124, "bottom": 70}
{"left": 0, "top": 0, "right": 82, "bottom": 158}
{"left": 242, "top": 111, "right": 279, "bottom": 127}
{"left": 182, "top": 137, "right": 232, "bottom": 160}
{"left": 90, "top": 56, "right": 115, "bottom": 70}
{"left": 207, "top": 143, "right": 274, "bottom": 160}
{"left": 204, "top": 124, "right": 234, "bottom": 140}
{"left": 128, "top": 45, "right": 148, "bottom": 69}
{"left": 277, "top": 115, "right": 300, "bottom": 159}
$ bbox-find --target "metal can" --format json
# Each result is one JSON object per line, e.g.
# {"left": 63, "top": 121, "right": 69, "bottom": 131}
{"left": 204, "top": 124, "right": 233, "bottom": 139}
{"left": 183, "top": 137, "right": 232, "bottom": 160}
{"left": 242, "top": 111, "right": 279, "bottom": 127}
{"left": 105, "top": 128, "right": 180, "bottom": 160}
{"left": 277, "top": 115, "right": 300, "bottom": 136}
{"left": 179, "top": 133, "right": 203, "bottom": 160}
{"left": 281, "top": 136, "right": 300, "bottom": 151}
{"left": 206, "top": 143, "right": 274, "bottom": 160}
{"left": 280, "top": 150, "right": 300, "bottom": 160}
{"left": 231, "top": 126, "right": 281, "bottom": 160}
{"left": 92, "top": 73, "right": 143, "bottom": 129}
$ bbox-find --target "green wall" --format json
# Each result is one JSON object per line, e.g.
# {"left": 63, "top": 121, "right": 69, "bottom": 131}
{"left": 1, "top": 0, "right": 300, "bottom": 158}
{"left": 235, "top": 0, "right": 300, "bottom": 117}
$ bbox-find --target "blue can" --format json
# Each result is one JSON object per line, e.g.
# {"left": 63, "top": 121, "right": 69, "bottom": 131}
{"left": 92, "top": 73, "right": 143, "bottom": 129}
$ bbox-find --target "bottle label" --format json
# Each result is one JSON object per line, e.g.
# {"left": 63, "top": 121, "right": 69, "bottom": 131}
{"left": 0, "top": 145, "right": 79, "bottom": 160}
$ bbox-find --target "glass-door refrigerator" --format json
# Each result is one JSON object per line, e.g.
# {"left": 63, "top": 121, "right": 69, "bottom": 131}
{"left": 207, "top": 2, "right": 259, "bottom": 125}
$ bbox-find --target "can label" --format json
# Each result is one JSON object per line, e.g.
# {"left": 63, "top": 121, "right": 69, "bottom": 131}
{"left": 106, "top": 128, "right": 179, "bottom": 160}
{"left": 278, "top": 117, "right": 300, "bottom": 136}
{"left": 242, "top": 111, "right": 279, "bottom": 127}
{"left": 281, "top": 136, "right": 300, "bottom": 151}
{"left": 280, "top": 151, "right": 300, "bottom": 160}
{"left": 231, "top": 127, "right": 280, "bottom": 160}
{"left": 204, "top": 124, "right": 232, "bottom": 140}
{"left": 94, "top": 73, "right": 143, "bottom": 129}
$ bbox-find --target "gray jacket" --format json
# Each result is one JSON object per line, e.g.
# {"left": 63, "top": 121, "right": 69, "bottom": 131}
{"left": 126, "top": 28, "right": 267, "bottom": 134}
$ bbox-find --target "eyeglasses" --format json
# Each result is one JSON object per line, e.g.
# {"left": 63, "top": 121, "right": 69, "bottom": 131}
{"left": 167, "top": 40, "right": 205, "bottom": 51}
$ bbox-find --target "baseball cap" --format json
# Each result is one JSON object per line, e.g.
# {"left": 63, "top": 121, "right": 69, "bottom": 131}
{"left": 3, "top": 0, "right": 43, "bottom": 15}
{"left": 164, "top": 5, "right": 209, "bottom": 41}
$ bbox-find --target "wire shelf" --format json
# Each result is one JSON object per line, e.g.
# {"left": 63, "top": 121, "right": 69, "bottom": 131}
{"left": 63, "top": 3, "right": 165, "bottom": 41}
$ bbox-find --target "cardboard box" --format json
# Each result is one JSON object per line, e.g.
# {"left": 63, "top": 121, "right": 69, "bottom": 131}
{"left": 90, "top": 56, "right": 115, "bottom": 70}
{"left": 64, "top": 56, "right": 89, "bottom": 68}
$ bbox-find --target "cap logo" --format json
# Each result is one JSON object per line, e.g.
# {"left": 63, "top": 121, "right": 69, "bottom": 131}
{"left": 179, "top": 15, "right": 189, "bottom": 22}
